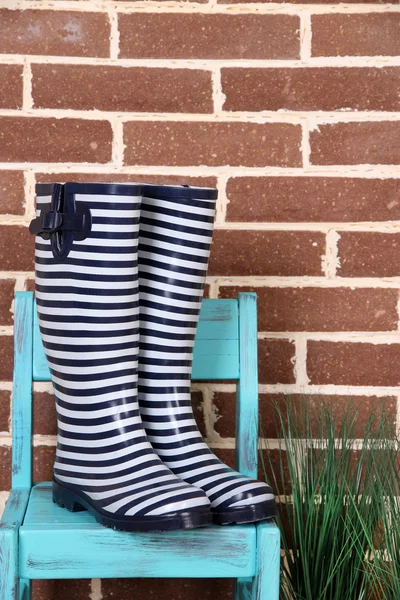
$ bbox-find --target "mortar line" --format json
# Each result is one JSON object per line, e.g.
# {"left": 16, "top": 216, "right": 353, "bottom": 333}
{"left": 11, "top": 1, "right": 400, "bottom": 14}
{"left": 3, "top": 55, "right": 400, "bottom": 68}
{"left": 0, "top": 492, "right": 10, "bottom": 517}
{"left": 299, "top": 11, "right": 312, "bottom": 62}
{"left": 3, "top": 107, "right": 400, "bottom": 123}
{"left": 189, "top": 382, "right": 400, "bottom": 396}
{"left": 212, "top": 67, "right": 224, "bottom": 114}
{"left": 5, "top": 272, "right": 400, "bottom": 289}
{"left": 214, "top": 174, "right": 229, "bottom": 225}
{"left": 0, "top": 164, "right": 399, "bottom": 178}
{"left": 22, "top": 59, "right": 33, "bottom": 111}
{"left": 2, "top": 217, "right": 400, "bottom": 232}
{"left": 0, "top": 327, "right": 13, "bottom": 335}
{"left": 111, "top": 118, "right": 124, "bottom": 167}
{"left": 207, "top": 280, "right": 219, "bottom": 298}
{"left": 217, "top": 221, "right": 400, "bottom": 231}
{"left": 108, "top": 5, "right": 120, "bottom": 61}
{"left": 90, "top": 579, "right": 103, "bottom": 600}
{"left": 323, "top": 229, "right": 341, "bottom": 278}
{"left": 13, "top": 275, "right": 26, "bottom": 294}
{"left": 23, "top": 171, "right": 36, "bottom": 220}
{"left": 258, "top": 331, "right": 400, "bottom": 342}
{"left": 294, "top": 336, "right": 309, "bottom": 386}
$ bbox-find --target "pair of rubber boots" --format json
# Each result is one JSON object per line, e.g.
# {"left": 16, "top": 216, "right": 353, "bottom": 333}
{"left": 29, "top": 181, "right": 276, "bottom": 532}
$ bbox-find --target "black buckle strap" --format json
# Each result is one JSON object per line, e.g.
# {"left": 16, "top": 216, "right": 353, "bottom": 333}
{"left": 29, "top": 211, "right": 84, "bottom": 237}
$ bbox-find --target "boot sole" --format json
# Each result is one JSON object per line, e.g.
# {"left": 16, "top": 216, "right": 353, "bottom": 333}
{"left": 53, "top": 480, "right": 213, "bottom": 532}
{"left": 212, "top": 500, "right": 277, "bottom": 525}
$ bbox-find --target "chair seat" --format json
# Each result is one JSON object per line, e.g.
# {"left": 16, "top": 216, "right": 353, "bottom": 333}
{"left": 19, "top": 483, "right": 257, "bottom": 580}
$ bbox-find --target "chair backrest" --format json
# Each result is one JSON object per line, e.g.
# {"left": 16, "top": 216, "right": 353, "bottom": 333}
{"left": 12, "top": 292, "right": 259, "bottom": 490}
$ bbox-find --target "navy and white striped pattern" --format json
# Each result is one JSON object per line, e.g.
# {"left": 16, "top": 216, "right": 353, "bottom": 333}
{"left": 138, "top": 186, "right": 275, "bottom": 513}
{"left": 35, "top": 184, "right": 210, "bottom": 519}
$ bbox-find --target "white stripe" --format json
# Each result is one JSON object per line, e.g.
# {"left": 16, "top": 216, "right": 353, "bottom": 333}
{"left": 229, "top": 494, "right": 275, "bottom": 507}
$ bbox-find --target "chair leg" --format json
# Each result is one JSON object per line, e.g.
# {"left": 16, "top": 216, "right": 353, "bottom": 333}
{"left": 0, "top": 528, "right": 19, "bottom": 600}
{"left": 251, "top": 522, "right": 281, "bottom": 600}
{"left": 19, "top": 579, "right": 31, "bottom": 600}
{"left": 234, "top": 577, "right": 254, "bottom": 600}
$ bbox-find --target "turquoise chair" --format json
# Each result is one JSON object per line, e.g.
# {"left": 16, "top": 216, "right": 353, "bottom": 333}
{"left": 0, "top": 291, "right": 280, "bottom": 600}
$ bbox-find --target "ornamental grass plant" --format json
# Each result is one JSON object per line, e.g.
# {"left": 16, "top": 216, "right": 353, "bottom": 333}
{"left": 260, "top": 398, "right": 400, "bottom": 600}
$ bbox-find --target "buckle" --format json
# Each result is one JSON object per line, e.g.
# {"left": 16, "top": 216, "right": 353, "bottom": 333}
{"left": 29, "top": 211, "right": 62, "bottom": 236}
{"left": 42, "top": 211, "right": 62, "bottom": 233}
{"left": 29, "top": 211, "right": 84, "bottom": 237}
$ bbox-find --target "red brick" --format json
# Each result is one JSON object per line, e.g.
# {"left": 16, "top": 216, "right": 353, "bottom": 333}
{"left": 225, "top": 177, "right": 400, "bottom": 223}
{"left": 0, "top": 446, "right": 11, "bottom": 490}
{"left": 212, "top": 392, "right": 236, "bottom": 438}
{"left": 219, "top": 286, "right": 398, "bottom": 332}
{"left": 259, "top": 394, "right": 397, "bottom": 439}
{"left": 0, "top": 337, "right": 13, "bottom": 381}
{"left": 0, "top": 390, "right": 10, "bottom": 433}
{"left": 32, "top": 65, "right": 213, "bottom": 113}
{"left": 0, "top": 226, "right": 34, "bottom": 271}
{"left": 119, "top": 14, "right": 300, "bottom": 60}
{"left": 310, "top": 122, "right": 400, "bottom": 166}
{"left": 258, "top": 338, "right": 295, "bottom": 384}
{"left": 101, "top": 578, "right": 234, "bottom": 600}
{"left": 209, "top": 230, "right": 324, "bottom": 276}
{"left": 0, "top": 118, "right": 112, "bottom": 163}
{"left": 33, "top": 445, "right": 56, "bottom": 483}
{"left": 33, "top": 392, "right": 56, "bottom": 436}
{"left": 0, "top": 65, "right": 23, "bottom": 109}
{"left": 0, "top": 280, "right": 15, "bottom": 326}
{"left": 0, "top": 10, "right": 110, "bottom": 57}
{"left": 32, "top": 579, "right": 91, "bottom": 600}
{"left": 259, "top": 448, "right": 291, "bottom": 494}
{"left": 36, "top": 172, "right": 217, "bottom": 189}
{"left": 26, "top": 279, "right": 35, "bottom": 293}
{"left": 338, "top": 232, "right": 400, "bottom": 277}
{"left": 222, "top": 67, "right": 400, "bottom": 112}
{"left": 123, "top": 122, "right": 302, "bottom": 168}
{"left": 308, "top": 342, "right": 400, "bottom": 386}
{"left": 312, "top": 14, "right": 400, "bottom": 57}
{"left": 0, "top": 171, "right": 25, "bottom": 215}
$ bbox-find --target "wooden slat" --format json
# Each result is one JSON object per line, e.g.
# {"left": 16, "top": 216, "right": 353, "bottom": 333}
{"left": 235, "top": 293, "right": 258, "bottom": 479}
{"left": 12, "top": 292, "right": 34, "bottom": 489}
{"left": 20, "top": 485, "right": 256, "bottom": 580}
{"left": 33, "top": 299, "right": 240, "bottom": 382}
{"left": 0, "top": 488, "right": 31, "bottom": 600}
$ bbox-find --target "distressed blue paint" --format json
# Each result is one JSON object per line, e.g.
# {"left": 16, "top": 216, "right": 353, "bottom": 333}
{"left": 12, "top": 293, "right": 34, "bottom": 489}
{"left": 4, "top": 292, "right": 280, "bottom": 599}
{"left": 236, "top": 293, "right": 259, "bottom": 479}
{"left": 19, "top": 579, "right": 31, "bottom": 600}
{"left": 20, "top": 485, "right": 256, "bottom": 579}
{"left": 252, "top": 522, "right": 281, "bottom": 600}
{"left": 0, "top": 489, "right": 30, "bottom": 600}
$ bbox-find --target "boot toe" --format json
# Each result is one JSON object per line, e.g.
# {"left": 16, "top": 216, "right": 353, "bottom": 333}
{"left": 211, "top": 480, "right": 276, "bottom": 525}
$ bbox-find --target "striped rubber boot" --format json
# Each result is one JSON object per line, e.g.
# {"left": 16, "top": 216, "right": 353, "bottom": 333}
{"left": 138, "top": 184, "right": 276, "bottom": 525}
{"left": 29, "top": 182, "right": 212, "bottom": 532}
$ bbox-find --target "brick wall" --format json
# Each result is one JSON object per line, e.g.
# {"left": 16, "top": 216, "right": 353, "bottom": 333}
{"left": 0, "top": 0, "right": 399, "bottom": 597}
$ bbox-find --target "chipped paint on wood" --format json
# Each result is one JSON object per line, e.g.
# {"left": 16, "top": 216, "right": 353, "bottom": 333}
{"left": 12, "top": 293, "right": 33, "bottom": 488}
{"left": 0, "top": 489, "right": 30, "bottom": 600}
